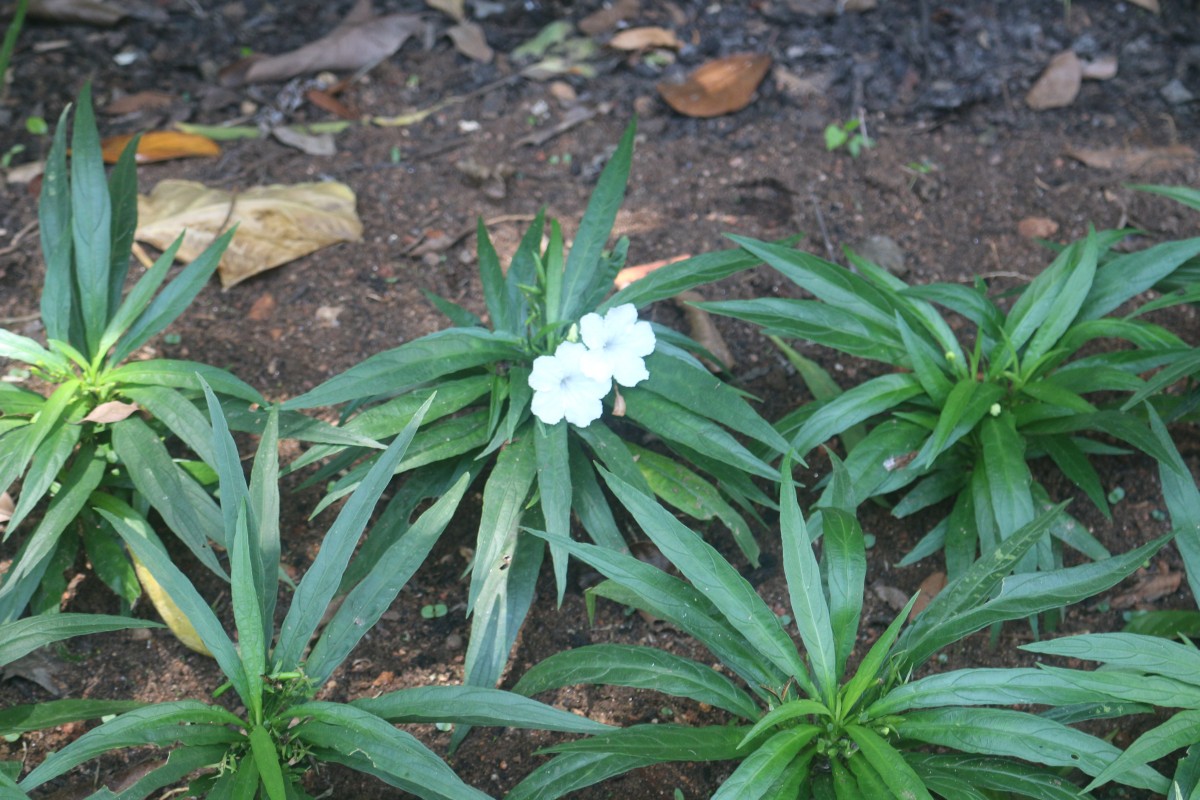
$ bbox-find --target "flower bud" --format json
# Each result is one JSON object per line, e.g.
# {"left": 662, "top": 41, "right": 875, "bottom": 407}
{"left": 989, "top": 402, "right": 1002, "bottom": 417}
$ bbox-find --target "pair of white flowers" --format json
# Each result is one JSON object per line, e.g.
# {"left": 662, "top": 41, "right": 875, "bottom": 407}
{"left": 528, "top": 304, "right": 655, "bottom": 428}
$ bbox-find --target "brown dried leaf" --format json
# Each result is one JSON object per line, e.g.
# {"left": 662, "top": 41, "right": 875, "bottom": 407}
{"left": 1112, "top": 562, "right": 1182, "bottom": 609}
{"left": 614, "top": 253, "right": 692, "bottom": 289}
{"left": 871, "top": 580, "right": 909, "bottom": 612}
{"left": 909, "top": 572, "right": 947, "bottom": 620}
{"left": 80, "top": 400, "right": 139, "bottom": 424}
{"left": 100, "top": 131, "right": 221, "bottom": 165}
{"left": 1081, "top": 55, "right": 1118, "bottom": 81}
{"left": 1, "top": 649, "right": 66, "bottom": 695}
{"left": 103, "top": 90, "right": 174, "bottom": 115}
{"left": 579, "top": 0, "right": 640, "bottom": 35}
{"left": 237, "top": 0, "right": 422, "bottom": 85}
{"left": 247, "top": 293, "right": 277, "bottom": 321}
{"left": 675, "top": 290, "right": 735, "bottom": 371}
{"left": 1017, "top": 216, "right": 1059, "bottom": 239}
{"left": 1128, "top": 0, "right": 1160, "bottom": 12}
{"left": 446, "top": 21, "right": 494, "bottom": 63}
{"left": 271, "top": 126, "right": 337, "bottom": 156}
{"left": 135, "top": 180, "right": 364, "bottom": 289}
{"left": 0, "top": 492, "right": 13, "bottom": 525}
{"left": 1026, "top": 50, "right": 1082, "bottom": 110}
{"left": 658, "top": 53, "right": 771, "bottom": 118}
{"left": 1065, "top": 144, "right": 1197, "bottom": 176}
{"left": 28, "top": 0, "right": 125, "bottom": 25}
{"left": 609, "top": 27, "right": 681, "bottom": 51}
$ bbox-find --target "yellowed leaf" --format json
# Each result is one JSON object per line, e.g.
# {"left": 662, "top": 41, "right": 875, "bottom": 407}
{"left": 101, "top": 131, "right": 221, "bottom": 165}
{"left": 131, "top": 552, "right": 212, "bottom": 656}
{"left": 658, "top": 53, "right": 771, "bottom": 118}
{"left": 80, "top": 400, "right": 139, "bottom": 424}
{"left": 425, "top": 0, "right": 465, "bottom": 21}
{"left": 609, "top": 27, "right": 681, "bottom": 51}
{"left": 135, "top": 180, "right": 364, "bottom": 289}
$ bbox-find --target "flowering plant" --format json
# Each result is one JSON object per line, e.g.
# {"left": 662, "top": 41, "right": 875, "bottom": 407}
{"left": 282, "top": 121, "right": 787, "bottom": 736}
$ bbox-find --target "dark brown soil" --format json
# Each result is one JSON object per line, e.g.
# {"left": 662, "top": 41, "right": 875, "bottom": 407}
{"left": 2, "top": 1, "right": 1200, "bottom": 797}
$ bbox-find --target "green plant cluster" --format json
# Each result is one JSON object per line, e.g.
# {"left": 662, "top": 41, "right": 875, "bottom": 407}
{"left": 2, "top": 85, "right": 1200, "bottom": 799}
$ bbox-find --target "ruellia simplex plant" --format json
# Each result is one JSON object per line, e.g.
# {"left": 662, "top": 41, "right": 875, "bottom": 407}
{"left": 6, "top": 388, "right": 607, "bottom": 799}
{"left": 278, "top": 120, "right": 789, "bottom": 732}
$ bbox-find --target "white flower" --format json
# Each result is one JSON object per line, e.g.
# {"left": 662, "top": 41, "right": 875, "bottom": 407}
{"left": 578, "top": 303, "right": 656, "bottom": 387}
{"left": 528, "top": 341, "right": 610, "bottom": 427}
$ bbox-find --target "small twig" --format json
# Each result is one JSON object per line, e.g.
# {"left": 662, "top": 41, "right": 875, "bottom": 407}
{"left": 808, "top": 191, "right": 836, "bottom": 262}
{"left": 0, "top": 219, "right": 38, "bottom": 258}
{"left": 0, "top": 311, "right": 40, "bottom": 325}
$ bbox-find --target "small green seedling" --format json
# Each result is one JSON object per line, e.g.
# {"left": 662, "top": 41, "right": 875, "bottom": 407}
{"left": 824, "top": 118, "right": 873, "bottom": 158}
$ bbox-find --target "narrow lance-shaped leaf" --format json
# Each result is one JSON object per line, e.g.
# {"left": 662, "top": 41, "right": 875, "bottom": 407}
{"left": 69, "top": 82, "right": 113, "bottom": 355}
{"left": 273, "top": 396, "right": 434, "bottom": 672}
{"left": 39, "top": 103, "right": 75, "bottom": 343}
{"left": 534, "top": 419, "right": 572, "bottom": 606}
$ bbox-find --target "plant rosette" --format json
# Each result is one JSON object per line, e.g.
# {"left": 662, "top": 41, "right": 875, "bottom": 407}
{"left": 0, "top": 84, "right": 365, "bottom": 627}
{"left": 8, "top": 388, "right": 606, "bottom": 800}
{"left": 701, "top": 222, "right": 1200, "bottom": 582}
{"left": 280, "top": 120, "right": 789, "bottom": 737}
{"left": 507, "top": 457, "right": 1172, "bottom": 799}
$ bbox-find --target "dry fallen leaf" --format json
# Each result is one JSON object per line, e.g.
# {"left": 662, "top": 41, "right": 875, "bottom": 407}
{"left": 28, "top": 0, "right": 125, "bottom": 25}
{"left": 80, "top": 400, "right": 139, "bottom": 424}
{"left": 1017, "top": 216, "right": 1059, "bottom": 239}
{"left": 1112, "top": 561, "right": 1182, "bottom": 609}
{"left": 231, "top": 0, "right": 422, "bottom": 85}
{"left": 135, "top": 180, "right": 364, "bottom": 289}
{"left": 1128, "top": 0, "right": 1160, "bottom": 12}
{"left": 100, "top": 131, "right": 221, "bottom": 164}
{"left": 247, "top": 293, "right": 277, "bottom": 321}
{"left": 675, "top": 290, "right": 735, "bottom": 371}
{"left": 1081, "top": 55, "right": 1118, "bottom": 81}
{"left": 0, "top": 491, "right": 13, "bottom": 527}
{"left": 614, "top": 253, "right": 692, "bottom": 289}
{"left": 1065, "top": 144, "right": 1197, "bottom": 176}
{"left": 871, "top": 580, "right": 909, "bottom": 612}
{"left": 909, "top": 571, "right": 947, "bottom": 620}
{"left": 609, "top": 27, "right": 681, "bottom": 51}
{"left": 658, "top": 53, "right": 772, "bottom": 118}
{"left": 446, "top": 21, "right": 494, "bottom": 63}
{"left": 271, "top": 125, "right": 337, "bottom": 156}
{"left": 1026, "top": 50, "right": 1082, "bottom": 110}
{"left": 1, "top": 649, "right": 66, "bottom": 695}
{"left": 103, "top": 90, "right": 175, "bottom": 115}
{"left": 579, "top": 0, "right": 640, "bottom": 35}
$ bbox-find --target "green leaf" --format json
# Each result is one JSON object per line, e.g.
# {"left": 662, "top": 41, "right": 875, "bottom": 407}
{"left": 110, "top": 227, "right": 235, "bottom": 365}
{"left": 895, "top": 311, "right": 953, "bottom": 404}
{"left": 87, "top": 743, "right": 228, "bottom": 800}
{"left": 106, "top": 133, "right": 140, "bottom": 315}
{"left": 504, "top": 209, "right": 544, "bottom": 330}
{"left": 821, "top": 505, "right": 866, "bottom": 679}
{"left": 119, "top": 385, "right": 215, "bottom": 466}
{"left": 541, "top": 219, "right": 565, "bottom": 330}
{"left": 1147, "top": 404, "right": 1200, "bottom": 601}
{"left": 1024, "top": 227, "right": 1099, "bottom": 363}
{"left": 790, "top": 373, "right": 923, "bottom": 456}
{"left": 273, "top": 397, "right": 432, "bottom": 672}
{"left": 282, "top": 328, "right": 523, "bottom": 410}
{"left": 914, "top": 379, "right": 1004, "bottom": 470}
{"left": 99, "top": 508, "right": 249, "bottom": 703}
{"left": 545, "top": 723, "right": 748, "bottom": 761}
{"left": 82, "top": 523, "right": 141, "bottom": 607}
{"left": 779, "top": 461, "right": 833, "bottom": 702}
{"left": 1039, "top": 434, "right": 1109, "bottom": 519}
{"left": 0, "top": 379, "right": 78, "bottom": 501}
{"left": 1130, "top": 183, "right": 1200, "bottom": 211}
{"left": 39, "top": 103, "right": 75, "bottom": 344}
{"left": 574, "top": 422, "right": 652, "bottom": 495}
{"left": 868, "top": 667, "right": 1114, "bottom": 718}
{"left": 602, "top": 240, "right": 788, "bottom": 312}
{"left": 476, "top": 217, "right": 513, "bottom": 332}
{"left": 845, "top": 724, "right": 934, "bottom": 800}
{"left": 0, "top": 330, "right": 71, "bottom": 373}
{"left": 601, "top": 466, "right": 809, "bottom": 685}
{"left": 739, "top": 703, "right": 827, "bottom": 746}
{"left": 69, "top": 83, "right": 112, "bottom": 355}
{"left": 98, "top": 231, "right": 183, "bottom": 357}
{"left": 289, "top": 702, "right": 492, "bottom": 800}
{"left": 5, "top": 419, "right": 81, "bottom": 533}
{"left": 979, "top": 413, "right": 1035, "bottom": 537}
{"left": 353, "top": 684, "right": 613, "bottom": 733}
{"left": 18, "top": 701, "right": 243, "bottom": 791}
{"left": 841, "top": 594, "right": 919, "bottom": 715}
{"left": 629, "top": 443, "right": 758, "bottom": 568}
{"left": 1038, "top": 664, "right": 1200, "bottom": 708}
{"left": 111, "top": 416, "right": 227, "bottom": 575}
{"left": 512, "top": 643, "right": 761, "bottom": 721}
{"left": 897, "top": 707, "right": 1168, "bottom": 794}
{"left": 623, "top": 388, "right": 777, "bottom": 480}
{"left": 0, "top": 614, "right": 159, "bottom": 668}
{"left": 1079, "top": 236, "right": 1200, "bottom": 321}
{"left": 535, "top": 419, "right": 572, "bottom": 605}
{"left": 711, "top": 727, "right": 818, "bottom": 800}
{"left": 465, "top": 433, "right": 537, "bottom": 615}
{"left": 306, "top": 474, "right": 468, "bottom": 686}
{"left": 701, "top": 298, "right": 904, "bottom": 363}
{"left": 105, "top": 360, "right": 263, "bottom": 404}
{"left": 230, "top": 505, "right": 265, "bottom": 725}
{"left": 1022, "top": 632, "right": 1200, "bottom": 683}
{"left": 1123, "top": 610, "right": 1200, "bottom": 638}
{"left": 0, "top": 442, "right": 104, "bottom": 622}
{"left": 422, "top": 288, "right": 482, "bottom": 328}
{"left": 906, "top": 753, "right": 1093, "bottom": 800}
{"left": 560, "top": 120, "right": 634, "bottom": 323}
{"left": 0, "top": 698, "right": 146, "bottom": 739}
{"left": 249, "top": 724, "right": 287, "bottom": 800}
{"left": 567, "top": 440, "right": 625, "bottom": 552}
